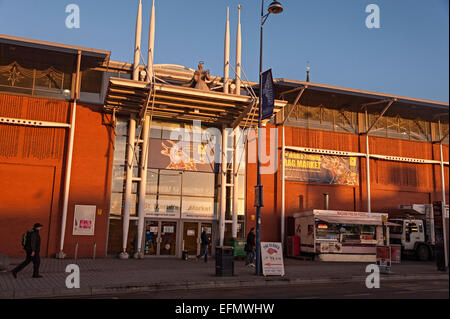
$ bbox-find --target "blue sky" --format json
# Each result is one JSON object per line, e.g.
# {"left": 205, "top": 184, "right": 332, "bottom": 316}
{"left": 0, "top": 0, "right": 448, "bottom": 102}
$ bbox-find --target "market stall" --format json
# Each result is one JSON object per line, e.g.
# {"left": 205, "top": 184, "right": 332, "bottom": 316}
{"left": 294, "top": 210, "right": 397, "bottom": 262}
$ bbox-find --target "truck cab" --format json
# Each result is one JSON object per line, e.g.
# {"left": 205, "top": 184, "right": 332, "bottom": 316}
{"left": 389, "top": 218, "right": 431, "bottom": 261}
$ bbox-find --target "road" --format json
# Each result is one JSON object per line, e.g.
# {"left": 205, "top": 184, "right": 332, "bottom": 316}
{"left": 63, "top": 279, "right": 448, "bottom": 299}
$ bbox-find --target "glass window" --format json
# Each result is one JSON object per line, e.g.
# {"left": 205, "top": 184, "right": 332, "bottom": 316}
{"left": 308, "top": 106, "right": 322, "bottom": 129}
{"left": 321, "top": 107, "right": 335, "bottom": 131}
{"left": 146, "top": 169, "right": 158, "bottom": 194}
{"left": 441, "top": 123, "right": 449, "bottom": 145}
{"left": 115, "top": 119, "right": 128, "bottom": 136}
{"left": 182, "top": 171, "right": 215, "bottom": 197}
{"left": 113, "top": 136, "right": 127, "bottom": 165}
{"left": 111, "top": 166, "right": 125, "bottom": 192}
{"left": 410, "top": 120, "right": 430, "bottom": 141}
{"left": 368, "top": 114, "right": 387, "bottom": 137}
{"left": 159, "top": 170, "right": 181, "bottom": 195}
{"left": 162, "top": 122, "right": 182, "bottom": 140}
{"left": 109, "top": 192, "right": 124, "bottom": 216}
{"left": 157, "top": 195, "right": 181, "bottom": 214}
{"left": 335, "top": 109, "right": 357, "bottom": 133}
{"left": 182, "top": 196, "right": 215, "bottom": 218}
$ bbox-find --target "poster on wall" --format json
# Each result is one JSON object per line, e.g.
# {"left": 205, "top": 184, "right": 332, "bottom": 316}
{"left": 72, "top": 205, "right": 96, "bottom": 236}
{"left": 261, "top": 242, "right": 285, "bottom": 276}
{"left": 284, "top": 151, "right": 359, "bottom": 186}
{"left": 148, "top": 138, "right": 216, "bottom": 173}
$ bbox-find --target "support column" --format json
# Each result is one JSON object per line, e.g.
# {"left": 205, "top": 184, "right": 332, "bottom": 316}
{"left": 232, "top": 129, "right": 239, "bottom": 238}
{"left": 135, "top": 115, "right": 150, "bottom": 259}
{"left": 219, "top": 127, "right": 228, "bottom": 246}
{"left": 120, "top": 115, "right": 136, "bottom": 259}
{"left": 281, "top": 124, "right": 286, "bottom": 246}
{"left": 56, "top": 50, "right": 81, "bottom": 259}
{"left": 365, "top": 111, "right": 371, "bottom": 213}
{"left": 439, "top": 142, "right": 448, "bottom": 267}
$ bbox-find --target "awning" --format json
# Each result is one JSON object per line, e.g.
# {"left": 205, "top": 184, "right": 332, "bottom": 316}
{"left": 103, "top": 77, "right": 287, "bottom": 128}
{"left": 316, "top": 216, "right": 399, "bottom": 226}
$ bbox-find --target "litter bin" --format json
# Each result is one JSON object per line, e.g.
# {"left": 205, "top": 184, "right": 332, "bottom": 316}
{"left": 215, "top": 246, "right": 234, "bottom": 276}
{"left": 233, "top": 238, "right": 246, "bottom": 258}
{"left": 181, "top": 250, "right": 188, "bottom": 260}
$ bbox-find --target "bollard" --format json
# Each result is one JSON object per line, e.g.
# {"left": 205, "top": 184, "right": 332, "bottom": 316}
{"left": 74, "top": 242, "right": 79, "bottom": 262}
{"left": 93, "top": 242, "right": 96, "bottom": 260}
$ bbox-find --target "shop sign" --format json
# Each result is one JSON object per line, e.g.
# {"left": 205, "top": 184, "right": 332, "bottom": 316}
{"left": 145, "top": 196, "right": 180, "bottom": 219}
{"left": 72, "top": 205, "right": 96, "bottom": 236}
{"left": 148, "top": 138, "right": 216, "bottom": 173}
{"left": 285, "top": 151, "right": 359, "bottom": 186}
{"left": 181, "top": 197, "right": 215, "bottom": 220}
{"left": 261, "top": 242, "right": 285, "bottom": 276}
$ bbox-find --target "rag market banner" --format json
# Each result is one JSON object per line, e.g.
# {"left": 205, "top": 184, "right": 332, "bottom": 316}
{"left": 148, "top": 138, "right": 216, "bottom": 173}
{"left": 284, "top": 151, "right": 359, "bottom": 186}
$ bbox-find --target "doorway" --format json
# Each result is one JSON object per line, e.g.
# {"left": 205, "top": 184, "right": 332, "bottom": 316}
{"left": 182, "top": 222, "right": 213, "bottom": 257}
{"left": 144, "top": 220, "right": 177, "bottom": 256}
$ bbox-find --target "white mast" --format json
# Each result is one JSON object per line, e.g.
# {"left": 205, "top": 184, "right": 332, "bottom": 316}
{"left": 147, "top": 0, "right": 156, "bottom": 82}
{"left": 133, "top": 0, "right": 142, "bottom": 81}
{"left": 223, "top": 7, "right": 230, "bottom": 93}
{"left": 235, "top": 4, "right": 242, "bottom": 95}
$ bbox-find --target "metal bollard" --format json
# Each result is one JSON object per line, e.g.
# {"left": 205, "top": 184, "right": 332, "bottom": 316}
{"left": 74, "top": 242, "right": 79, "bottom": 262}
{"left": 93, "top": 242, "right": 96, "bottom": 260}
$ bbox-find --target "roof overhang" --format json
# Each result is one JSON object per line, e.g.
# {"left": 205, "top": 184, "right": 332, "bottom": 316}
{"left": 0, "top": 34, "right": 110, "bottom": 60}
{"left": 276, "top": 79, "right": 449, "bottom": 123}
{"left": 104, "top": 77, "right": 287, "bottom": 127}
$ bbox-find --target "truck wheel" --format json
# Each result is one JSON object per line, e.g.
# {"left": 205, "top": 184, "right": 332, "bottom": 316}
{"left": 416, "top": 245, "right": 430, "bottom": 261}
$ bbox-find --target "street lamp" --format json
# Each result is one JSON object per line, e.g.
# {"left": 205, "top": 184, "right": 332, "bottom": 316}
{"left": 255, "top": 0, "right": 283, "bottom": 276}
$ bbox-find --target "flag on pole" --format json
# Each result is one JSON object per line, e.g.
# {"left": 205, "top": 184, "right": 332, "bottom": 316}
{"left": 261, "top": 69, "right": 274, "bottom": 120}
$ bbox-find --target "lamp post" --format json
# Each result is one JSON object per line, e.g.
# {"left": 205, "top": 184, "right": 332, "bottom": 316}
{"left": 255, "top": 0, "right": 283, "bottom": 276}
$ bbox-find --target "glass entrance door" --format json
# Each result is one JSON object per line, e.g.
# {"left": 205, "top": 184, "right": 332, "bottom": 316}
{"left": 160, "top": 221, "right": 177, "bottom": 256}
{"left": 144, "top": 220, "right": 177, "bottom": 256}
{"left": 183, "top": 222, "right": 199, "bottom": 256}
{"left": 144, "top": 221, "right": 159, "bottom": 255}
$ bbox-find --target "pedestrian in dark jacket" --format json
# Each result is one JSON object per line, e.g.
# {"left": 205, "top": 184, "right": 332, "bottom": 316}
{"left": 12, "top": 223, "right": 43, "bottom": 278}
{"left": 245, "top": 228, "right": 256, "bottom": 267}
{"left": 196, "top": 228, "right": 210, "bottom": 262}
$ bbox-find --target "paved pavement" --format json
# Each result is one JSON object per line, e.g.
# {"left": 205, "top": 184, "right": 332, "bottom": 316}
{"left": 79, "top": 279, "right": 449, "bottom": 299}
{"left": 0, "top": 256, "right": 447, "bottom": 299}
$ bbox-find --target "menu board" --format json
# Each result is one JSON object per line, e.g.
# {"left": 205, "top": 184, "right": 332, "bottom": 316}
{"left": 261, "top": 242, "right": 285, "bottom": 276}
{"left": 285, "top": 151, "right": 359, "bottom": 186}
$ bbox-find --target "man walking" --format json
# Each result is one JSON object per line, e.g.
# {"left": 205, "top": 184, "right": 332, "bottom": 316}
{"left": 196, "top": 227, "right": 210, "bottom": 263}
{"left": 245, "top": 227, "right": 256, "bottom": 267}
{"left": 12, "top": 223, "right": 43, "bottom": 278}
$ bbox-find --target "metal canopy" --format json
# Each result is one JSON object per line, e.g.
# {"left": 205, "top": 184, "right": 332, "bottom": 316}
{"left": 276, "top": 79, "right": 449, "bottom": 123}
{"left": 0, "top": 34, "right": 110, "bottom": 59}
{"left": 104, "top": 77, "right": 287, "bottom": 127}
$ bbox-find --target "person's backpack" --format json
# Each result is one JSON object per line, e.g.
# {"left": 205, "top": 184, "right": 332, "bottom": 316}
{"left": 21, "top": 231, "right": 32, "bottom": 249}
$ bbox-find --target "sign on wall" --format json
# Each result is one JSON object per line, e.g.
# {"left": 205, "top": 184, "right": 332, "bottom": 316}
{"left": 148, "top": 138, "right": 216, "bottom": 173}
{"left": 284, "top": 151, "right": 359, "bottom": 186}
{"left": 261, "top": 242, "right": 285, "bottom": 276}
{"left": 72, "top": 205, "right": 96, "bottom": 236}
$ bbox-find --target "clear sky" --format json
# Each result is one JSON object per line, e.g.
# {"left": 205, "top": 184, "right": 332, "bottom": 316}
{"left": 0, "top": 0, "right": 448, "bottom": 102}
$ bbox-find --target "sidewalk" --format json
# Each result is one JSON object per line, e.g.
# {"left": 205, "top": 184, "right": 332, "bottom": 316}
{"left": 0, "top": 256, "right": 447, "bottom": 299}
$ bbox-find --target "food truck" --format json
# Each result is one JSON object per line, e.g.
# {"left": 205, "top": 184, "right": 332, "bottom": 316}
{"left": 294, "top": 210, "right": 396, "bottom": 262}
